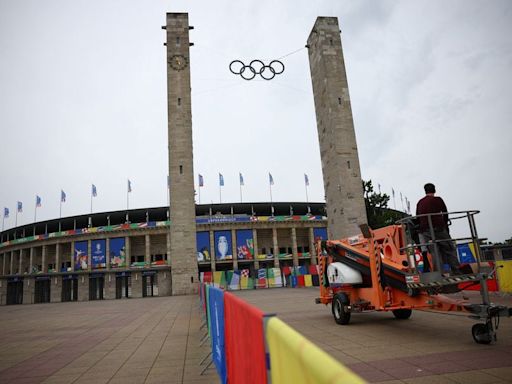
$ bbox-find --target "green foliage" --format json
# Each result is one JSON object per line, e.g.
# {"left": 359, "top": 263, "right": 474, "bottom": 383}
{"left": 363, "top": 180, "right": 407, "bottom": 229}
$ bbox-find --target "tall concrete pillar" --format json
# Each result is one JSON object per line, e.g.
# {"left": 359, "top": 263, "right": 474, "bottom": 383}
{"left": 87, "top": 240, "right": 92, "bottom": 271}
{"left": 307, "top": 17, "right": 367, "bottom": 240}
{"left": 1, "top": 253, "right": 4, "bottom": 275}
{"left": 165, "top": 13, "right": 198, "bottom": 295}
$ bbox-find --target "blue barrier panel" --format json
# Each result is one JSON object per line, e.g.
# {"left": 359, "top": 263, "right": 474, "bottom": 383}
{"left": 208, "top": 286, "right": 227, "bottom": 384}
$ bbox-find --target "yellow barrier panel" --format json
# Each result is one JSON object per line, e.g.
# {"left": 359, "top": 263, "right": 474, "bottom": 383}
{"left": 496, "top": 261, "right": 512, "bottom": 293}
{"left": 266, "top": 317, "right": 366, "bottom": 384}
{"left": 304, "top": 274, "right": 313, "bottom": 287}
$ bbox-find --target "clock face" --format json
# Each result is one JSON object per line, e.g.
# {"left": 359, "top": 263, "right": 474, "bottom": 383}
{"left": 168, "top": 54, "right": 188, "bottom": 71}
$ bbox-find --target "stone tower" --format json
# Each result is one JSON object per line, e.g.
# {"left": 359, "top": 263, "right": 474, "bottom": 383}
{"left": 165, "top": 13, "right": 198, "bottom": 295}
{"left": 307, "top": 17, "right": 367, "bottom": 239}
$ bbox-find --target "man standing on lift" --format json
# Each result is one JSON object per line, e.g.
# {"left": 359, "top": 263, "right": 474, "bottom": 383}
{"left": 416, "top": 183, "right": 461, "bottom": 275}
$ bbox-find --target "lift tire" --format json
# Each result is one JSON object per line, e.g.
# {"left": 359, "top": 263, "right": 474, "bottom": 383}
{"left": 472, "top": 323, "right": 492, "bottom": 344}
{"left": 332, "top": 293, "right": 351, "bottom": 325}
{"left": 392, "top": 309, "right": 412, "bottom": 320}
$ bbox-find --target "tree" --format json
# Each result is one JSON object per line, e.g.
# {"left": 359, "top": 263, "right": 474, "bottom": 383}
{"left": 363, "top": 180, "right": 407, "bottom": 229}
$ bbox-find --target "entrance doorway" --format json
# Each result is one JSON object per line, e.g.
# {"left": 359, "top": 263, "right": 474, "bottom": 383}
{"left": 62, "top": 275, "right": 78, "bottom": 302}
{"left": 6, "top": 278, "right": 23, "bottom": 305}
{"left": 89, "top": 275, "right": 104, "bottom": 300}
{"left": 34, "top": 278, "right": 51, "bottom": 303}
{"left": 142, "top": 272, "right": 158, "bottom": 297}
{"left": 116, "top": 272, "right": 131, "bottom": 299}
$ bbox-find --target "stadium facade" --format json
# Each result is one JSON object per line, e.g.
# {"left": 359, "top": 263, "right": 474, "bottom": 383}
{"left": 0, "top": 202, "right": 328, "bottom": 305}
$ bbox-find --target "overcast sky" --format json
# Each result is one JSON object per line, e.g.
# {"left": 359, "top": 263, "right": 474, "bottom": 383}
{"left": 0, "top": 0, "right": 510, "bottom": 242}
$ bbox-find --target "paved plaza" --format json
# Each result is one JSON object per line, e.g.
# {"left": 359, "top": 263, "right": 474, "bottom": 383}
{"left": 0, "top": 288, "right": 511, "bottom": 383}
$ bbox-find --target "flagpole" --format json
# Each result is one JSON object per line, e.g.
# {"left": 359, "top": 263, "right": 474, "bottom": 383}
{"left": 59, "top": 198, "right": 62, "bottom": 219}
{"left": 305, "top": 182, "right": 309, "bottom": 204}
{"left": 90, "top": 191, "right": 93, "bottom": 214}
{"left": 198, "top": 186, "right": 201, "bottom": 204}
{"left": 240, "top": 182, "right": 242, "bottom": 203}
{"left": 15, "top": 210, "right": 18, "bottom": 228}
{"left": 269, "top": 182, "right": 273, "bottom": 204}
{"left": 219, "top": 184, "right": 222, "bottom": 204}
{"left": 34, "top": 200, "right": 37, "bottom": 223}
{"left": 1, "top": 215, "right": 4, "bottom": 231}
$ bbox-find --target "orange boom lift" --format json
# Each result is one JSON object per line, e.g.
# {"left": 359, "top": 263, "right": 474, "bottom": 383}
{"left": 315, "top": 210, "right": 511, "bottom": 344}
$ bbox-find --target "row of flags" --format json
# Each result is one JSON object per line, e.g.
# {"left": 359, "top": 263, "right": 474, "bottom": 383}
{"left": 195, "top": 172, "right": 310, "bottom": 187}
{"left": 3, "top": 179, "right": 134, "bottom": 219}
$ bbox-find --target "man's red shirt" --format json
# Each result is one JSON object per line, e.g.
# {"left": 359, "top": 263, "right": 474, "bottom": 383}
{"left": 416, "top": 195, "right": 449, "bottom": 232}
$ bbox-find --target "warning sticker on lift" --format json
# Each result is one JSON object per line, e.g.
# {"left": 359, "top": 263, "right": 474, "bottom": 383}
{"left": 406, "top": 275, "right": 421, "bottom": 283}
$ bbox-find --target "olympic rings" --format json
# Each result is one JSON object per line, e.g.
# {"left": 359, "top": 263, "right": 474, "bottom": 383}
{"left": 229, "top": 59, "right": 285, "bottom": 81}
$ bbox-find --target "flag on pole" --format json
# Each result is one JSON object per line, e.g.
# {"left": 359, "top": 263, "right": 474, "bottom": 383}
{"left": 219, "top": 173, "right": 224, "bottom": 186}
{"left": 239, "top": 172, "right": 244, "bottom": 186}
{"left": 61, "top": 190, "right": 66, "bottom": 202}
{"left": 128, "top": 179, "right": 132, "bottom": 193}
{"left": 92, "top": 184, "right": 97, "bottom": 197}
{"left": 199, "top": 174, "right": 204, "bottom": 187}
{"left": 304, "top": 173, "right": 309, "bottom": 186}
{"left": 269, "top": 173, "right": 274, "bottom": 185}
{"left": 3, "top": 208, "right": 8, "bottom": 218}
{"left": 17, "top": 201, "right": 23, "bottom": 213}
{"left": 36, "top": 195, "right": 42, "bottom": 207}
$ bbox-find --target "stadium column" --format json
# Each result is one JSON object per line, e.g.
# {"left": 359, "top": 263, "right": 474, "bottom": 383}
{"left": 105, "top": 239, "right": 110, "bottom": 270}
{"left": 87, "top": 240, "right": 92, "bottom": 272}
{"left": 166, "top": 13, "right": 198, "bottom": 295}
{"left": 253, "top": 229, "right": 259, "bottom": 270}
{"left": 231, "top": 229, "right": 238, "bottom": 270}
{"left": 125, "top": 236, "right": 131, "bottom": 267}
{"left": 55, "top": 244, "right": 60, "bottom": 273}
{"left": 209, "top": 231, "right": 215, "bottom": 272}
{"left": 309, "top": 227, "right": 317, "bottom": 265}
{"left": 166, "top": 232, "right": 171, "bottom": 266}
{"left": 272, "top": 228, "right": 279, "bottom": 268}
{"left": 19, "top": 249, "right": 24, "bottom": 274}
{"left": 291, "top": 227, "right": 299, "bottom": 267}
{"left": 41, "top": 246, "right": 47, "bottom": 273}
{"left": 145, "top": 234, "right": 151, "bottom": 266}
{"left": 70, "top": 241, "right": 74, "bottom": 272}
{"left": 307, "top": 17, "right": 367, "bottom": 240}
{"left": 29, "top": 247, "right": 34, "bottom": 273}
{"left": 10, "top": 251, "right": 14, "bottom": 274}
{"left": 1, "top": 253, "right": 4, "bottom": 275}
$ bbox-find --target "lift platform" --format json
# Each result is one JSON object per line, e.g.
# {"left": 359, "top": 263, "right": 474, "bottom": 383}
{"left": 315, "top": 210, "right": 511, "bottom": 344}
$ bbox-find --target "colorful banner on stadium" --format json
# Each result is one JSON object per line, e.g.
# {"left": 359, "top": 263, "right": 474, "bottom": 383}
{"left": 313, "top": 227, "right": 328, "bottom": 241}
{"left": 214, "top": 231, "right": 233, "bottom": 260}
{"left": 224, "top": 292, "right": 267, "bottom": 384}
{"left": 196, "top": 231, "right": 211, "bottom": 262}
{"left": 74, "top": 241, "right": 88, "bottom": 270}
{"left": 266, "top": 317, "right": 365, "bottom": 384}
{"left": 91, "top": 239, "right": 106, "bottom": 268}
{"left": 208, "top": 286, "right": 227, "bottom": 384}
{"left": 109, "top": 237, "right": 126, "bottom": 268}
{"left": 227, "top": 270, "right": 241, "bottom": 290}
{"left": 236, "top": 229, "right": 254, "bottom": 260}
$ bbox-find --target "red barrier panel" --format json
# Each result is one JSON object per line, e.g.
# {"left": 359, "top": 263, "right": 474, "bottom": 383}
{"left": 297, "top": 275, "right": 305, "bottom": 287}
{"left": 224, "top": 292, "right": 267, "bottom": 384}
